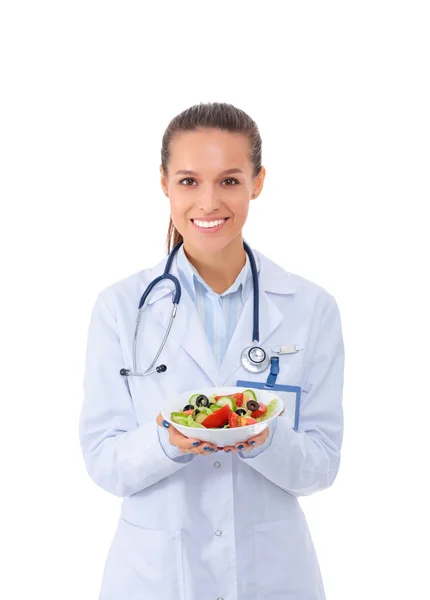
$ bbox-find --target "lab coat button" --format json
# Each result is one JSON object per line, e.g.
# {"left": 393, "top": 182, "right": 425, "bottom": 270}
{"left": 214, "top": 461, "right": 221, "bottom": 468}
{"left": 215, "top": 530, "right": 222, "bottom": 536}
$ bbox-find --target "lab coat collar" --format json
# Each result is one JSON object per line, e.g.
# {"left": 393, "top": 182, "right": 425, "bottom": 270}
{"left": 142, "top": 246, "right": 296, "bottom": 386}
{"left": 146, "top": 247, "right": 296, "bottom": 301}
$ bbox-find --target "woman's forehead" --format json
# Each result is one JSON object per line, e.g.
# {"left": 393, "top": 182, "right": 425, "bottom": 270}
{"left": 169, "top": 130, "right": 251, "bottom": 171}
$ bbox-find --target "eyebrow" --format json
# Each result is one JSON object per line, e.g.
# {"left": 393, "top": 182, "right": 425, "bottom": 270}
{"left": 174, "top": 168, "right": 244, "bottom": 176}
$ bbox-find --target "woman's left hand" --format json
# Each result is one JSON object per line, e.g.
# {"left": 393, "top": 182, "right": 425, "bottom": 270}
{"left": 221, "top": 427, "right": 270, "bottom": 453}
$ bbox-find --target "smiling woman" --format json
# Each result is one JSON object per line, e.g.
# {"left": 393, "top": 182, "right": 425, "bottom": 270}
{"left": 80, "top": 101, "right": 345, "bottom": 600}
{"left": 159, "top": 109, "right": 265, "bottom": 290}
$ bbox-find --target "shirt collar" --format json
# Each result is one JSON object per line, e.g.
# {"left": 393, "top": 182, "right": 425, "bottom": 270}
{"left": 175, "top": 243, "right": 260, "bottom": 303}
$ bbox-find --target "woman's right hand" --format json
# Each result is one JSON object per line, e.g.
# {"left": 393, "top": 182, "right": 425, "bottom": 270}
{"left": 156, "top": 412, "right": 219, "bottom": 455}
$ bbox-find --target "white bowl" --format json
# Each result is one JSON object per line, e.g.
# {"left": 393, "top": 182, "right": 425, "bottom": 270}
{"left": 160, "top": 386, "right": 284, "bottom": 447}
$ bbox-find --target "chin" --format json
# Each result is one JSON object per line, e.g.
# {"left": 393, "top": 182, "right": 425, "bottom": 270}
{"left": 190, "top": 235, "right": 240, "bottom": 254}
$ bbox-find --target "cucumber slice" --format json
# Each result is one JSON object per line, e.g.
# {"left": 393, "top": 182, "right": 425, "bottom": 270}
{"left": 189, "top": 393, "right": 201, "bottom": 407}
{"left": 195, "top": 412, "right": 207, "bottom": 425}
{"left": 242, "top": 389, "right": 257, "bottom": 403}
{"left": 215, "top": 396, "right": 236, "bottom": 411}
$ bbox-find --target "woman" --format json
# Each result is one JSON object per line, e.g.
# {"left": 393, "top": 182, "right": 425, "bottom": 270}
{"left": 79, "top": 102, "right": 345, "bottom": 600}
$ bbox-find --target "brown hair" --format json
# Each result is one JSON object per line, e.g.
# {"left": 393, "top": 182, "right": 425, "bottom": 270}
{"left": 161, "top": 102, "right": 263, "bottom": 253}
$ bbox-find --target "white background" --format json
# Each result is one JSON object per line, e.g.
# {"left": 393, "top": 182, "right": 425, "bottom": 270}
{"left": 1, "top": 1, "right": 429, "bottom": 598}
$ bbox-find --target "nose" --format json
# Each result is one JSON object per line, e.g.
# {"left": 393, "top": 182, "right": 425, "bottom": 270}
{"left": 195, "top": 188, "right": 221, "bottom": 214}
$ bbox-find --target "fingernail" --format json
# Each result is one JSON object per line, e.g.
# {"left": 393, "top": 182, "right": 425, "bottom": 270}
{"left": 210, "top": 448, "right": 216, "bottom": 452}
{"left": 193, "top": 441, "right": 201, "bottom": 446}
{"left": 225, "top": 449, "right": 231, "bottom": 453}
{"left": 237, "top": 445, "right": 244, "bottom": 450}
{"left": 204, "top": 446, "right": 210, "bottom": 451}
{"left": 249, "top": 441, "right": 256, "bottom": 445}
{"left": 162, "top": 420, "right": 170, "bottom": 428}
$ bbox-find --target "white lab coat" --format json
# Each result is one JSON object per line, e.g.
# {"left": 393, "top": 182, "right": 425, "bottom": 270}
{"left": 79, "top": 247, "right": 345, "bottom": 600}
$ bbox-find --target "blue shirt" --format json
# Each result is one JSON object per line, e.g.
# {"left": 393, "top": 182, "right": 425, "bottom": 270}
{"left": 175, "top": 243, "right": 260, "bottom": 366}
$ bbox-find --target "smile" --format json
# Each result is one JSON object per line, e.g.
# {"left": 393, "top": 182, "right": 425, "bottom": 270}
{"left": 191, "top": 218, "right": 229, "bottom": 231}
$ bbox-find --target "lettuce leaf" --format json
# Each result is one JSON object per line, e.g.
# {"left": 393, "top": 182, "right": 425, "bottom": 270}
{"left": 171, "top": 414, "right": 189, "bottom": 426}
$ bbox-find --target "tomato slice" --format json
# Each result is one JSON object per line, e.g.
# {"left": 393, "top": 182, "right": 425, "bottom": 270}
{"left": 230, "top": 392, "right": 244, "bottom": 407}
{"left": 237, "top": 416, "right": 258, "bottom": 427}
{"left": 228, "top": 412, "right": 240, "bottom": 428}
{"left": 202, "top": 404, "right": 231, "bottom": 428}
{"left": 251, "top": 402, "right": 267, "bottom": 418}
{"left": 183, "top": 409, "right": 194, "bottom": 415}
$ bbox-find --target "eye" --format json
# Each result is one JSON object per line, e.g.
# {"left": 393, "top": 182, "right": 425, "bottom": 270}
{"left": 222, "top": 178, "right": 239, "bottom": 185}
{"left": 179, "top": 178, "right": 197, "bottom": 186}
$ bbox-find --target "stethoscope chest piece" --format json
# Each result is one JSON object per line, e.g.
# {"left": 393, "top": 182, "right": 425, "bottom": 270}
{"left": 241, "top": 344, "right": 270, "bottom": 373}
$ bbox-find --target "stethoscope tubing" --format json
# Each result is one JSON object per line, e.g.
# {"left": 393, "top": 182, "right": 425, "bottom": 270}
{"left": 121, "top": 240, "right": 264, "bottom": 377}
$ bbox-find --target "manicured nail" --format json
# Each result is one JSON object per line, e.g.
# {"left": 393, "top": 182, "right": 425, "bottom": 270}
{"left": 193, "top": 441, "right": 201, "bottom": 446}
{"left": 204, "top": 446, "right": 210, "bottom": 451}
{"left": 225, "top": 449, "right": 231, "bottom": 453}
{"left": 162, "top": 420, "right": 170, "bottom": 428}
{"left": 237, "top": 445, "right": 244, "bottom": 450}
{"left": 210, "top": 448, "right": 216, "bottom": 452}
{"left": 249, "top": 441, "right": 256, "bottom": 445}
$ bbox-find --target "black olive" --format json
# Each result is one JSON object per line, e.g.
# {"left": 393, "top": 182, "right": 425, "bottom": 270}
{"left": 236, "top": 408, "right": 246, "bottom": 416}
{"left": 194, "top": 408, "right": 201, "bottom": 415}
{"left": 246, "top": 400, "right": 259, "bottom": 412}
{"left": 196, "top": 394, "right": 209, "bottom": 407}
{"left": 183, "top": 404, "right": 194, "bottom": 411}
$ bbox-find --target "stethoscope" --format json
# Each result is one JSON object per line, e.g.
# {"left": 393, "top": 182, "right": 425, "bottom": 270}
{"left": 119, "top": 240, "right": 270, "bottom": 378}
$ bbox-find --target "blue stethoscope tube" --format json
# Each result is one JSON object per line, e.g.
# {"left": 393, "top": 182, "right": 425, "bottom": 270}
{"left": 120, "top": 241, "right": 269, "bottom": 377}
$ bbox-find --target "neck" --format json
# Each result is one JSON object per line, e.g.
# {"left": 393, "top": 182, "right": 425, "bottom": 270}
{"left": 183, "top": 237, "right": 247, "bottom": 294}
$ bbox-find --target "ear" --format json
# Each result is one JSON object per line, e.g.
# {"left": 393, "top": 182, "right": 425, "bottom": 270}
{"left": 159, "top": 165, "right": 169, "bottom": 197}
{"left": 251, "top": 165, "right": 266, "bottom": 199}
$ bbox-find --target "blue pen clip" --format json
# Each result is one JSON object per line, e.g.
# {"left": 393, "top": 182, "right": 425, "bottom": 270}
{"left": 265, "top": 356, "right": 279, "bottom": 389}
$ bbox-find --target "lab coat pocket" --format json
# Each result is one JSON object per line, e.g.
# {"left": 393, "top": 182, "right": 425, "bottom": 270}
{"left": 253, "top": 517, "right": 324, "bottom": 599}
{"left": 99, "top": 517, "right": 185, "bottom": 600}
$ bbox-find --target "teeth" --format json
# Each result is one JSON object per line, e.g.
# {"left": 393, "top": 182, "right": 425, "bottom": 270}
{"left": 193, "top": 219, "right": 226, "bottom": 228}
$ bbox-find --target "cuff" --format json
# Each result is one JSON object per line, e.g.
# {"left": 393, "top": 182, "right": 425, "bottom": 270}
{"left": 238, "top": 419, "right": 278, "bottom": 459}
{"left": 157, "top": 425, "right": 195, "bottom": 463}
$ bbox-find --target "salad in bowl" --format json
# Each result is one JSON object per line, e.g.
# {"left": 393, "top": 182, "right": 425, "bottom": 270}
{"left": 160, "top": 386, "right": 284, "bottom": 447}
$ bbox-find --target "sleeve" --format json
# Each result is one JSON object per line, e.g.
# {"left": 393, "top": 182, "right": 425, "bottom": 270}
{"left": 237, "top": 292, "right": 345, "bottom": 497}
{"left": 79, "top": 290, "right": 195, "bottom": 498}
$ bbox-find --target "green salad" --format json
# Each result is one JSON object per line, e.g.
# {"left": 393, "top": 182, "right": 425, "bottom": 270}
{"left": 169, "top": 389, "right": 278, "bottom": 429}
